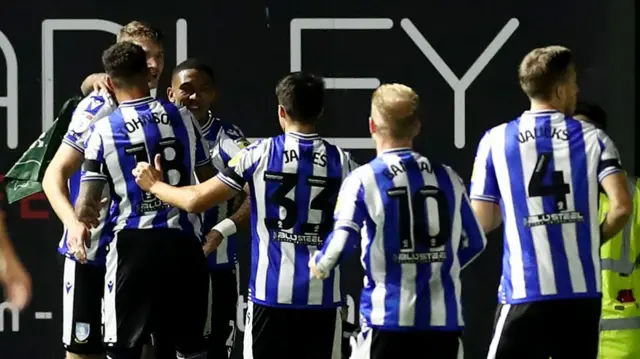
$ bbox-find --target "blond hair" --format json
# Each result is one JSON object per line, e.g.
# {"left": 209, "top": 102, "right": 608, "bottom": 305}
{"left": 117, "top": 21, "right": 163, "bottom": 44}
{"left": 371, "top": 83, "right": 420, "bottom": 139}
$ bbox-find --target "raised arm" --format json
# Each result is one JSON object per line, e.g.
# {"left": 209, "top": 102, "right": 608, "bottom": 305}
{"left": 311, "top": 174, "right": 365, "bottom": 279}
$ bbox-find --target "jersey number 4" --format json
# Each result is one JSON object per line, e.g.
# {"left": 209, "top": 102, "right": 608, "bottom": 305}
{"left": 263, "top": 172, "right": 341, "bottom": 235}
{"left": 387, "top": 186, "right": 451, "bottom": 251}
{"left": 126, "top": 138, "right": 189, "bottom": 202}
{"left": 527, "top": 152, "right": 571, "bottom": 212}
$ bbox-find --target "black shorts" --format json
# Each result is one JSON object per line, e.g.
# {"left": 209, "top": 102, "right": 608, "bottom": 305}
{"left": 103, "top": 228, "right": 211, "bottom": 358}
{"left": 206, "top": 265, "right": 239, "bottom": 359}
{"left": 487, "top": 298, "right": 601, "bottom": 359}
{"left": 61, "top": 257, "right": 105, "bottom": 354}
{"left": 350, "top": 327, "right": 462, "bottom": 359}
{"left": 243, "top": 301, "right": 342, "bottom": 359}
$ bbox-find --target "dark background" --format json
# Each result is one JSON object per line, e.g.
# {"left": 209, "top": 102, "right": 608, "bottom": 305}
{"left": 0, "top": 1, "right": 635, "bottom": 358}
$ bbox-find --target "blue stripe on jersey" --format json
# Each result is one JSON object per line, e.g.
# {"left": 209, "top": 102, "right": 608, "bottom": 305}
{"left": 536, "top": 116, "right": 572, "bottom": 296}
{"left": 322, "top": 142, "right": 342, "bottom": 305}
{"left": 262, "top": 136, "right": 285, "bottom": 302}
{"left": 505, "top": 119, "right": 540, "bottom": 298}
{"left": 433, "top": 163, "right": 458, "bottom": 328}
{"left": 163, "top": 102, "right": 195, "bottom": 235}
{"left": 404, "top": 154, "right": 431, "bottom": 328}
{"left": 498, "top": 200, "right": 510, "bottom": 303}
{"left": 110, "top": 110, "right": 142, "bottom": 229}
{"left": 292, "top": 140, "right": 314, "bottom": 304}
{"left": 136, "top": 103, "right": 169, "bottom": 229}
{"left": 566, "top": 118, "right": 596, "bottom": 293}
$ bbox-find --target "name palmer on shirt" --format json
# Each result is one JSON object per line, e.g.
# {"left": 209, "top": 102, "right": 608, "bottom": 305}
{"left": 383, "top": 158, "right": 432, "bottom": 180}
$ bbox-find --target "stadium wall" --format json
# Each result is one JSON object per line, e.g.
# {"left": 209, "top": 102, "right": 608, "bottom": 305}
{"left": 0, "top": 0, "right": 634, "bottom": 358}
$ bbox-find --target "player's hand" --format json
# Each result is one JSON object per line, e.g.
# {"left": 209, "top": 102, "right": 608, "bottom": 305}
{"left": 133, "top": 154, "right": 164, "bottom": 192}
{"left": 67, "top": 220, "right": 90, "bottom": 264}
{"left": 203, "top": 229, "right": 224, "bottom": 256}
{"left": 0, "top": 250, "right": 32, "bottom": 310}
{"left": 92, "top": 74, "right": 112, "bottom": 93}
{"left": 308, "top": 253, "right": 327, "bottom": 280}
{"left": 76, "top": 197, "right": 108, "bottom": 229}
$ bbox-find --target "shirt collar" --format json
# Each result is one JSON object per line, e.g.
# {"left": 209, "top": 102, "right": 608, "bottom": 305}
{"left": 119, "top": 96, "right": 154, "bottom": 108}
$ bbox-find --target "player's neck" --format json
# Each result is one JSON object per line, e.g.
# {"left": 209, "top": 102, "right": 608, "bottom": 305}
{"left": 529, "top": 100, "right": 562, "bottom": 113}
{"left": 113, "top": 87, "right": 151, "bottom": 104}
{"left": 375, "top": 138, "right": 413, "bottom": 155}
{"left": 284, "top": 122, "right": 316, "bottom": 135}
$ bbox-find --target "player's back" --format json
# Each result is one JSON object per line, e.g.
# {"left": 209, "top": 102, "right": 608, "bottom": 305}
{"left": 241, "top": 132, "right": 355, "bottom": 308}
{"left": 471, "top": 109, "right": 622, "bottom": 303}
{"left": 88, "top": 97, "right": 205, "bottom": 236}
{"left": 355, "top": 149, "right": 485, "bottom": 331}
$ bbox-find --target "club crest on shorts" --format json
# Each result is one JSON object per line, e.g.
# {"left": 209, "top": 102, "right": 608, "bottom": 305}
{"left": 74, "top": 322, "right": 90, "bottom": 343}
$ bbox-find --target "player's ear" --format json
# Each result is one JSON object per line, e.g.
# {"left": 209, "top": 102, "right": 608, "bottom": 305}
{"left": 368, "top": 117, "right": 376, "bottom": 135}
{"left": 166, "top": 87, "right": 174, "bottom": 102}
{"left": 278, "top": 105, "right": 286, "bottom": 120}
{"left": 106, "top": 76, "right": 114, "bottom": 91}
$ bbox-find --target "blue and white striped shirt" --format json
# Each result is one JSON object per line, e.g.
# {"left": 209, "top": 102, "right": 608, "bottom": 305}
{"left": 314, "top": 149, "right": 486, "bottom": 331}
{"left": 58, "top": 90, "right": 117, "bottom": 264}
{"left": 81, "top": 97, "right": 210, "bottom": 237}
{"left": 217, "top": 132, "right": 357, "bottom": 308}
{"left": 200, "top": 115, "right": 250, "bottom": 269}
{"left": 470, "top": 110, "right": 623, "bottom": 304}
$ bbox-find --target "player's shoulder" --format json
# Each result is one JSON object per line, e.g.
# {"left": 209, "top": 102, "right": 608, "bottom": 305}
{"left": 215, "top": 118, "right": 246, "bottom": 138}
{"left": 68, "top": 90, "right": 116, "bottom": 134}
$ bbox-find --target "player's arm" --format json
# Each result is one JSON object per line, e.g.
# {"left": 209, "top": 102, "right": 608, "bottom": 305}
{"left": 137, "top": 141, "right": 264, "bottom": 213}
{"left": 42, "top": 145, "right": 87, "bottom": 227}
{"left": 0, "top": 211, "right": 31, "bottom": 310}
{"left": 80, "top": 73, "right": 110, "bottom": 96}
{"left": 311, "top": 174, "right": 365, "bottom": 279}
{"left": 468, "top": 131, "right": 502, "bottom": 233}
{"left": 208, "top": 127, "right": 253, "bottom": 237}
{"left": 597, "top": 131, "right": 633, "bottom": 239}
{"left": 459, "top": 190, "right": 488, "bottom": 269}
{"left": 74, "top": 129, "right": 108, "bottom": 227}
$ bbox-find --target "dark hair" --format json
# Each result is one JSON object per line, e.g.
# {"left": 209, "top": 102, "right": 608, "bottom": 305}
{"left": 519, "top": 46, "right": 574, "bottom": 100}
{"left": 117, "top": 21, "right": 164, "bottom": 44}
{"left": 574, "top": 101, "right": 607, "bottom": 130}
{"left": 102, "top": 42, "right": 149, "bottom": 88}
{"left": 172, "top": 58, "right": 215, "bottom": 84}
{"left": 275, "top": 72, "right": 325, "bottom": 124}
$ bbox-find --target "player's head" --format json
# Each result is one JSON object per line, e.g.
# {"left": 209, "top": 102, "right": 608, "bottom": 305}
{"left": 519, "top": 46, "right": 578, "bottom": 115}
{"left": 102, "top": 42, "right": 150, "bottom": 93}
{"left": 167, "top": 58, "right": 216, "bottom": 123}
{"left": 275, "top": 72, "right": 325, "bottom": 131}
{"left": 574, "top": 101, "right": 607, "bottom": 131}
{"left": 369, "top": 84, "right": 420, "bottom": 146}
{"left": 117, "top": 21, "right": 164, "bottom": 89}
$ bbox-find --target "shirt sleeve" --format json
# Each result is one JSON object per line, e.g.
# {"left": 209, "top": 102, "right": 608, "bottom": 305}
{"left": 345, "top": 151, "right": 360, "bottom": 173}
{"left": 458, "top": 190, "right": 487, "bottom": 269}
{"left": 469, "top": 130, "right": 500, "bottom": 203}
{"left": 214, "top": 124, "right": 251, "bottom": 168}
{"left": 217, "top": 139, "right": 267, "bottom": 192}
{"left": 596, "top": 130, "right": 623, "bottom": 182}
{"left": 314, "top": 173, "right": 366, "bottom": 273}
{"left": 80, "top": 125, "right": 108, "bottom": 183}
{"left": 62, "top": 91, "right": 116, "bottom": 153}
